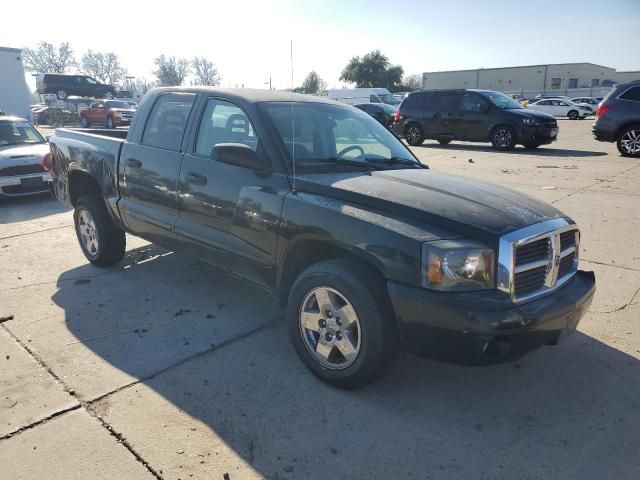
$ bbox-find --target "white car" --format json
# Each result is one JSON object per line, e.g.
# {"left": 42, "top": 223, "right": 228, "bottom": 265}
{"left": 0, "top": 116, "right": 51, "bottom": 197}
{"left": 527, "top": 99, "right": 592, "bottom": 119}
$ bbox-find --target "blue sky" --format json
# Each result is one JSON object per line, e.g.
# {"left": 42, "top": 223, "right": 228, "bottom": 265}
{"left": 2, "top": 0, "right": 639, "bottom": 89}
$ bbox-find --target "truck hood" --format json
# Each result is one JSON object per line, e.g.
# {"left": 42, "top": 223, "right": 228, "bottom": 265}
{"left": 296, "top": 169, "right": 566, "bottom": 244}
{"left": 0, "top": 143, "right": 49, "bottom": 166}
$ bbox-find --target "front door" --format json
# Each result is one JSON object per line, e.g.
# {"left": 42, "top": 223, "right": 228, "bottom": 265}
{"left": 175, "top": 97, "right": 288, "bottom": 287}
{"left": 119, "top": 92, "right": 197, "bottom": 248}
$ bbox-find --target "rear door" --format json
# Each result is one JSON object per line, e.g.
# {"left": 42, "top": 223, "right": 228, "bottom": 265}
{"left": 428, "top": 91, "right": 459, "bottom": 138}
{"left": 455, "top": 92, "right": 491, "bottom": 139}
{"left": 175, "top": 96, "right": 288, "bottom": 287}
{"left": 119, "top": 92, "right": 197, "bottom": 248}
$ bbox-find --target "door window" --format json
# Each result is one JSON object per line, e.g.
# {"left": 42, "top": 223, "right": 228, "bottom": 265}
{"left": 620, "top": 87, "right": 640, "bottom": 102}
{"left": 195, "top": 98, "right": 258, "bottom": 156}
{"left": 431, "top": 92, "right": 457, "bottom": 111}
{"left": 142, "top": 93, "right": 196, "bottom": 151}
{"left": 459, "top": 93, "right": 488, "bottom": 112}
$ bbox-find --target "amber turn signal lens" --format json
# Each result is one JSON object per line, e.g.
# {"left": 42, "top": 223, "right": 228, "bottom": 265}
{"left": 427, "top": 252, "right": 442, "bottom": 284}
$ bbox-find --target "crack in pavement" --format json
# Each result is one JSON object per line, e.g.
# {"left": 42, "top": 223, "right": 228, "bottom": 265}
{"left": 0, "top": 312, "right": 282, "bottom": 480}
{"left": 581, "top": 259, "right": 640, "bottom": 272}
{"left": 0, "top": 224, "right": 72, "bottom": 241}
{"left": 551, "top": 163, "right": 640, "bottom": 205}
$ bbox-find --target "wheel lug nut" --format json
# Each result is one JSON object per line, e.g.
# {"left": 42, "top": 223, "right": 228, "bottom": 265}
{"left": 319, "top": 319, "right": 326, "bottom": 328}
{"left": 336, "top": 333, "right": 342, "bottom": 341}
{"left": 336, "top": 318, "right": 342, "bottom": 326}
{"left": 325, "top": 332, "right": 333, "bottom": 342}
{"left": 326, "top": 310, "right": 333, "bottom": 318}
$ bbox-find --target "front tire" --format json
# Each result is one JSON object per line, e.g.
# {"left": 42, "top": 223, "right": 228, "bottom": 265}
{"left": 106, "top": 116, "right": 115, "bottom": 129}
{"left": 74, "top": 195, "right": 126, "bottom": 266}
{"left": 287, "top": 260, "right": 399, "bottom": 389}
{"left": 405, "top": 124, "right": 424, "bottom": 146}
{"left": 80, "top": 116, "right": 90, "bottom": 128}
{"left": 491, "top": 125, "right": 517, "bottom": 151}
{"left": 617, "top": 125, "right": 640, "bottom": 158}
{"left": 568, "top": 110, "right": 579, "bottom": 120}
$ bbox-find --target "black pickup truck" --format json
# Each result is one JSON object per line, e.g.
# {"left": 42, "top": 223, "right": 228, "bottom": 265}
{"left": 49, "top": 87, "right": 595, "bottom": 388}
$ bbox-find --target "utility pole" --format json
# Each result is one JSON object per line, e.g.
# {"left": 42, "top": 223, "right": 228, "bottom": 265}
{"left": 264, "top": 77, "right": 272, "bottom": 90}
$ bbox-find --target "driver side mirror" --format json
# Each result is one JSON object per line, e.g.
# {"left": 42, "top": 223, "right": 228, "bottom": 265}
{"left": 211, "top": 143, "right": 271, "bottom": 172}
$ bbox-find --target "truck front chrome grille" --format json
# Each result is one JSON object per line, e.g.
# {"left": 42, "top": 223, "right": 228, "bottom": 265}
{"left": 498, "top": 219, "right": 579, "bottom": 303}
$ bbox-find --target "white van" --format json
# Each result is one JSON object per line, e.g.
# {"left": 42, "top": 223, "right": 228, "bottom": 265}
{"left": 327, "top": 88, "right": 400, "bottom": 106}
{"left": 0, "top": 47, "right": 32, "bottom": 121}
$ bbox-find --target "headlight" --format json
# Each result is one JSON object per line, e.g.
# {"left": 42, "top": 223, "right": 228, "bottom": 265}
{"left": 421, "top": 240, "right": 495, "bottom": 291}
{"left": 522, "top": 117, "right": 538, "bottom": 126}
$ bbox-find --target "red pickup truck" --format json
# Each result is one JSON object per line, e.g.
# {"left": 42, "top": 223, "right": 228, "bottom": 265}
{"left": 79, "top": 100, "right": 136, "bottom": 129}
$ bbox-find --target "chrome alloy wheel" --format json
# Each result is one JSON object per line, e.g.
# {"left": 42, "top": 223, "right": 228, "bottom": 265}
{"left": 494, "top": 128, "right": 512, "bottom": 148}
{"left": 406, "top": 126, "right": 421, "bottom": 144}
{"left": 78, "top": 209, "right": 99, "bottom": 256}
{"left": 299, "top": 286, "right": 361, "bottom": 370}
{"left": 620, "top": 129, "right": 640, "bottom": 155}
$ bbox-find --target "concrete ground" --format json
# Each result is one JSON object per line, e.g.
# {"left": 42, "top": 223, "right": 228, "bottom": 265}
{"left": 1, "top": 119, "right": 638, "bottom": 479}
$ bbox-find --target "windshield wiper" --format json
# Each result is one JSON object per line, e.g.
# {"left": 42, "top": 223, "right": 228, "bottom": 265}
{"left": 318, "top": 157, "right": 384, "bottom": 170}
{"left": 365, "top": 157, "right": 426, "bottom": 169}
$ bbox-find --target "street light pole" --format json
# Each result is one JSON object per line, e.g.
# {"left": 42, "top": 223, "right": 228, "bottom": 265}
{"left": 264, "top": 77, "right": 272, "bottom": 90}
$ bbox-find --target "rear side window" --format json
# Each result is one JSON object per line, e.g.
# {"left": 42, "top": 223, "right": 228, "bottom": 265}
{"left": 402, "top": 92, "right": 430, "bottom": 110}
{"left": 620, "top": 86, "right": 640, "bottom": 102}
{"left": 431, "top": 92, "right": 457, "bottom": 111}
{"left": 142, "top": 93, "right": 196, "bottom": 151}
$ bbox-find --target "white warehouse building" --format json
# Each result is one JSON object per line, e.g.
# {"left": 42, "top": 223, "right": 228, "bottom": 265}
{"left": 422, "top": 63, "right": 640, "bottom": 96}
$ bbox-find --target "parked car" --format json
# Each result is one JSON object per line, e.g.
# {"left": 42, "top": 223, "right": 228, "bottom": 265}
{"left": 534, "top": 94, "right": 571, "bottom": 101}
{"left": 327, "top": 88, "right": 400, "bottom": 106}
{"left": 79, "top": 100, "right": 136, "bottom": 128}
{"left": 32, "top": 106, "right": 75, "bottom": 126}
{"left": 528, "top": 99, "right": 591, "bottom": 119}
{"left": 571, "top": 97, "right": 600, "bottom": 106}
{"left": 393, "top": 89, "right": 558, "bottom": 150}
{"left": 48, "top": 87, "right": 595, "bottom": 388}
{"left": 354, "top": 102, "right": 397, "bottom": 126}
{"left": 593, "top": 80, "right": 640, "bottom": 157}
{"left": 36, "top": 73, "right": 116, "bottom": 100}
{"left": 0, "top": 116, "right": 51, "bottom": 197}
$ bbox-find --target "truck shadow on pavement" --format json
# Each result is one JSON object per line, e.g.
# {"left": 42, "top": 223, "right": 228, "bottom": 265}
{"left": 417, "top": 143, "right": 608, "bottom": 157}
{"left": 51, "top": 245, "right": 640, "bottom": 479}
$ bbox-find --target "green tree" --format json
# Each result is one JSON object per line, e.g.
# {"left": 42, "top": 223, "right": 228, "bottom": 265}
{"left": 339, "top": 50, "right": 404, "bottom": 91}
{"left": 301, "top": 71, "right": 326, "bottom": 94}
{"left": 153, "top": 55, "right": 190, "bottom": 86}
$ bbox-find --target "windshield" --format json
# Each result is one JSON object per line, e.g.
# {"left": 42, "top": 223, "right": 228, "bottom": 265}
{"left": 260, "top": 102, "right": 420, "bottom": 171}
{"left": 378, "top": 103, "right": 398, "bottom": 114}
{"left": 0, "top": 120, "right": 45, "bottom": 146}
{"left": 105, "top": 101, "right": 132, "bottom": 109}
{"left": 479, "top": 91, "right": 522, "bottom": 109}
{"left": 379, "top": 93, "right": 400, "bottom": 105}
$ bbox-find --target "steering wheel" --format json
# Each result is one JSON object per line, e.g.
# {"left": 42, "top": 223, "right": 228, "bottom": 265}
{"left": 336, "top": 145, "right": 365, "bottom": 159}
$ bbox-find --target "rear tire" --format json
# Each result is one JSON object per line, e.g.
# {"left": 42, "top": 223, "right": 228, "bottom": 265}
{"left": 405, "top": 124, "right": 424, "bottom": 146}
{"left": 616, "top": 125, "right": 640, "bottom": 158}
{"left": 287, "top": 259, "right": 399, "bottom": 389}
{"left": 74, "top": 195, "right": 125, "bottom": 266}
{"left": 491, "top": 125, "right": 517, "bottom": 151}
{"left": 80, "top": 116, "right": 90, "bottom": 128}
{"left": 568, "top": 110, "right": 579, "bottom": 120}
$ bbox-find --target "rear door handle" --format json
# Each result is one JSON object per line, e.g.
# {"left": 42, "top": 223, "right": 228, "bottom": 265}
{"left": 125, "top": 158, "right": 142, "bottom": 168}
{"left": 185, "top": 172, "right": 207, "bottom": 185}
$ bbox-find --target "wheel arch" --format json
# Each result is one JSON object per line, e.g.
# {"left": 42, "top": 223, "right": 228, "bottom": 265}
{"left": 615, "top": 121, "right": 640, "bottom": 140}
{"left": 68, "top": 170, "right": 102, "bottom": 206}
{"left": 276, "top": 237, "right": 388, "bottom": 308}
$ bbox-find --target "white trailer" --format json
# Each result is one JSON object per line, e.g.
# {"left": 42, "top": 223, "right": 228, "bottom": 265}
{"left": 0, "top": 47, "right": 32, "bottom": 121}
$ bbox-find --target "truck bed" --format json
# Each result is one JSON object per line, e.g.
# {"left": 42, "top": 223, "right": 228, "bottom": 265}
{"left": 49, "top": 128, "right": 127, "bottom": 208}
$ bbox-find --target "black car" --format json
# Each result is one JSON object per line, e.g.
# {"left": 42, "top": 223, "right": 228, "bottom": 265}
{"left": 393, "top": 89, "right": 559, "bottom": 150}
{"left": 592, "top": 80, "right": 640, "bottom": 157}
{"left": 48, "top": 87, "right": 595, "bottom": 389}
{"left": 36, "top": 73, "right": 116, "bottom": 100}
{"left": 354, "top": 102, "right": 397, "bottom": 127}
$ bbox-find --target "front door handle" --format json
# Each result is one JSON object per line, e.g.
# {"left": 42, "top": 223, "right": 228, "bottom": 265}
{"left": 125, "top": 158, "right": 142, "bottom": 168}
{"left": 185, "top": 172, "right": 207, "bottom": 185}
